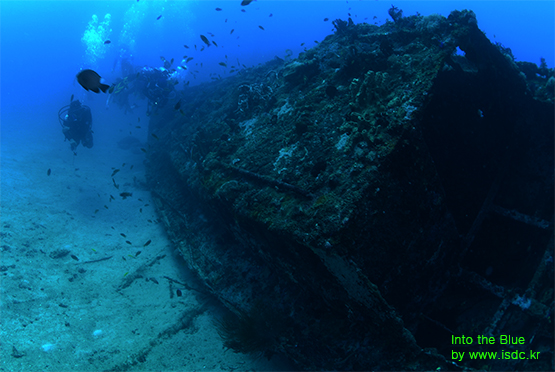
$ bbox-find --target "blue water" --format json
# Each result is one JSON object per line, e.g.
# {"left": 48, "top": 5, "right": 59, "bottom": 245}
{"left": 0, "top": 1, "right": 553, "bottom": 369}
{"left": 1, "top": 1, "right": 553, "bottom": 117}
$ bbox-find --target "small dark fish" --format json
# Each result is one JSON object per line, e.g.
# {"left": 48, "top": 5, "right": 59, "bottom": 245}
{"left": 104, "top": 40, "right": 111, "bottom": 44}
{"left": 258, "top": 25, "right": 264, "bottom": 30}
{"left": 138, "top": 117, "right": 140, "bottom": 122}
{"left": 111, "top": 169, "right": 120, "bottom": 177}
{"left": 150, "top": 277, "right": 159, "bottom": 284}
{"left": 151, "top": 133, "right": 159, "bottom": 140}
{"left": 47, "top": 168, "right": 51, "bottom": 176}
{"left": 230, "top": 29, "right": 234, "bottom": 35}
{"left": 212, "top": 40, "right": 218, "bottom": 47}
{"left": 144, "top": 239, "right": 152, "bottom": 247}
{"left": 176, "top": 289, "right": 182, "bottom": 297}
{"left": 139, "top": 208, "right": 142, "bottom": 213}
{"left": 215, "top": 7, "right": 222, "bottom": 11}
{"left": 71, "top": 254, "right": 79, "bottom": 261}
{"left": 76, "top": 69, "right": 110, "bottom": 93}
{"left": 200, "top": 34, "right": 210, "bottom": 46}
{"left": 70, "top": 94, "right": 74, "bottom": 102}
{"left": 184, "top": 44, "right": 189, "bottom": 49}
{"left": 110, "top": 195, "right": 115, "bottom": 201}
{"left": 120, "top": 233, "right": 127, "bottom": 238}
{"left": 130, "top": 165, "right": 134, "bottom": 170}
{"left": 324, "top": 18, "right": 329, "bottom": 21}
{"left": 104, "top": 205, "right": 109, "bottom": 209}
{"left": 174, "top": 100, "right": 181, "bottom": 110}
{"left": 219, "top": 62, "right": 227, "bottom": 67}
{"left": 186, "top": 57, "right": 194, "bottom": 63}
{"left": 135, "top": 251, "right": 142, "bottom": 257}
{"left": 120, "top": 192, "right": 133, "bottom": 199}
{"left": 241, "top": 0, "right": 253, "bottom": 5}
{"left": 112, "top": 178, "right": 119, "bottom": 189}
{"left": 136, "top": 126, "right": 141, "bottom": 128}
{"left": 94, "top": 209, "right": 99, "bottom": 214}
{"left": 269, "top": 13, "right": 273, "bottom": 17}
{"left": 156, "top": 15, "right": 162, "bottom": 20}
{"left": 125, "top": 240, "right": 132, "bottom": 245}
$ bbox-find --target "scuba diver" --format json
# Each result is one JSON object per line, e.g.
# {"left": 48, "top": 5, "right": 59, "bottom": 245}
{"left": 58, "top": 97, "right": 93, "bottom": 154}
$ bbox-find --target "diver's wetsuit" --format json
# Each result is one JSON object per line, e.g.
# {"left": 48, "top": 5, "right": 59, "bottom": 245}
{"left": 62, "top": 101, "right": 93, "bottom": 152}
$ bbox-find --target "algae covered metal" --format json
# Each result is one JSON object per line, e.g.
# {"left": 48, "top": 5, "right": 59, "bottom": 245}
{"left": 146, "top": 9, "right": 553, "bottom": 370}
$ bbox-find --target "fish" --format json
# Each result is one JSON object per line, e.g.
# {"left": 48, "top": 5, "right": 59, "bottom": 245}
{"left": 186, "top": 57, "right": 194, "bottom": 63}
{"left": 125, "top": 240, "right": 132, "bottom": 245}
{"left": 324, "top": 18, "right": 329, "bottom": 21}
{"left": 156, "top": 15, "right": 162, "bottom": 20}
{"left": 150, "top": 277, "right": 158, "bottom": 284}
{"left": 151, "top": 133, "right": 159, "bottom": 140}
{"left": 71, "top": 254, "right": 79, "bottom": 261}
{"left": 120, "top": 192, "right": 133, "bottom": 199}
{"left": 200, "top": 34, "right": 210, "bottom": 46}
{"left": 104, "top": 40, "right": 111, "bottom": 44}
{"left": 241, "top": 9, "right": 245, "bottom": 13}
{"left": 230, "top": 29, "right": 234, "bottom": 34}
{"left": 70, "top": 94, "right": 74, "bottom": 102}
{"left": 136, "top": 126, "right": 141, "bottom": 129}
{"left": 135, "top": 251, "right": 142, "bottom": 257}
{"left": 47, "top": 168, "right": 51, "bottom": 176}
{"left": 112, "top": 178, "right": 119, "bottom": 189}
{"left": 111, "top": 169, "right": 120, "bottom": 177}
{"left": 76, "top": 69, "right": 110, "bottom": 93}
{"left": 212, "top": 40, "right": 218, "bottom": 47}
{"left": 219, "top": 62, "right": 227, "bottom": 67}
{"left": 241, "top": 0, "right": 253, "bottom": 5}
{"left": 300, "top": 42, "right": 305, "bottom": 46}
{"left": 215, "top": 7, "right": 222, "bottom": 11}
{"left": 269, "top": 13, "right": 273, "bottom": 17}
{"left": 144, "top": 239, "right": 152, "bottom": 247}
{"left": 258, "top": 25, "right": 264, "bottom": 30}
{"left": 184, "top": 45, "right": 189, "bottom": 49}
{"left": 94, "top": 209, "right": 99, "bottom": 214}
{"left": 174, "top": 100, "right": 181, "bottom": 110}
{"left": 176, "top": 289, "right": 182, "bottom": 297}
{"left": 121, "top": 233, "right": 127, "bottom": 238}
{"left": 110, "top": 195, "right": 115, "bottom": 201}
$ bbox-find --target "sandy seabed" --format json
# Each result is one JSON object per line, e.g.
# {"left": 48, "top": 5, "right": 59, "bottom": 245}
{"left": 0, "top": 117, "right": 291, "bottom": 372}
